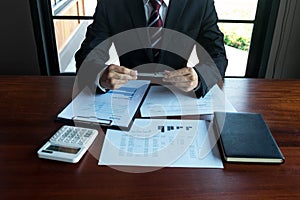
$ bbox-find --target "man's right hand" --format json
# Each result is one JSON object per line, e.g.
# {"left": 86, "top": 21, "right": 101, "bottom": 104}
{"left": 99, "top": 64, "right": 137, "bottom": 90}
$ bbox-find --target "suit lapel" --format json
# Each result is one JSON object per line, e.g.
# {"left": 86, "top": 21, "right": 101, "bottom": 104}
{"left": 126, "top": 0, "right": 147, "bottom": 28}
{"left": 164, "top": 0, "right": 188, "bottom": 30}
{"left": 126, "top": 0, "right": 153, "bottom": 62}
{"left": 160, "top": 0, "right": 188, "bottom": 62}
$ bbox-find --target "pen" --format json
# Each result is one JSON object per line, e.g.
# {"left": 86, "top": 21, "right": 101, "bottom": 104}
{"left": 138, "top": 72, "right": 165, "bottom": 78}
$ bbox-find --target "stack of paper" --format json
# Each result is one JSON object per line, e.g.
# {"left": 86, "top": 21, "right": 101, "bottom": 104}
{"left": 140, "top": 84, "right": 236, "bottom": 117}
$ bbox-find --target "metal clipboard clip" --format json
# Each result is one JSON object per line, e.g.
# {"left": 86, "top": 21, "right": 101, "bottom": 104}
{"left": 72, "top": 116, "right": 112, "bottom": 126}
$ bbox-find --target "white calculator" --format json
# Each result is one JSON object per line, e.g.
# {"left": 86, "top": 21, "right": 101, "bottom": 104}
{"left": 37, "top": 125, "right": 98, "bottom": 163}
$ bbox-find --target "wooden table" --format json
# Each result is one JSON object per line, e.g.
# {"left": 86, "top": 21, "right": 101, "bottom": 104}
{"left": 0, "top": 76, "right": 299, "bottom": 199}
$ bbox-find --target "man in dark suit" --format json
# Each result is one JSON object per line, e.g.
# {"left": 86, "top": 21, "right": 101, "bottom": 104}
{"left": 75, "top": 0, "right": 227, "bottom": 97}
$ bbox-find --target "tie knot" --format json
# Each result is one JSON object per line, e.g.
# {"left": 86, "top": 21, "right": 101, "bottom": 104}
{"left": 149, "top": 0, "right": 163, "bottom": 10}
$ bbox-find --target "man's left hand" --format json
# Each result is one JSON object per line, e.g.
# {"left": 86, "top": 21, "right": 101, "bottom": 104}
{"left": 163, "top": 67, "right": 199, "bottom": 92}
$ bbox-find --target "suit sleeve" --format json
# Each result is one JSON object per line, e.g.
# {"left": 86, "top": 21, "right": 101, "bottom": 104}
{"left": 74, "top": 0, "right": 112, "bottom": 93}
{"left": 193, "top": 0, "right": 228, "bottom": 97}
{"left": 75, "top": 0, "right": 111, "bottom": 71}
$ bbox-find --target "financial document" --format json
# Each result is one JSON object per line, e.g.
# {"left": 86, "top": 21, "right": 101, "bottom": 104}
{"left": 57, "top": 80, "right": 150, "bottom": 128}
{"left": 140, "top": 84, "right": 236, "bottom": 117}
{"left": 99, "top": 119, "right": 223, "bottom": 168}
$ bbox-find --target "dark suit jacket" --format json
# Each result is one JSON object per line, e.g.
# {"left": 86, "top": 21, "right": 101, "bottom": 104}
{"left": 75, "top": 0, "right": 228, "bottom": 97}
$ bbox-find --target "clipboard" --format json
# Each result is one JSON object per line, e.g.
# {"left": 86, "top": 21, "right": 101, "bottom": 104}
{"left": 56, "top": 80, "right": 150, "bottom": 130}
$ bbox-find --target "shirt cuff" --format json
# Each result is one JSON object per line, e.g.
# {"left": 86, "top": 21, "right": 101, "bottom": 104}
{"left": 193, "top": 80, "right": 202, "bottom": 92}
{"left": 192, "top": 67, "right": 201, "bottom": 91}
{"left": 95, "top": 66, "right": 108, "bottom": 93}
{"left": 192, "top": 67, "right": 209, "bottom": 98}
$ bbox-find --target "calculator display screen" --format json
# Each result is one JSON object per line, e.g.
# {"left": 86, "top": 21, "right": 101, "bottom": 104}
{"left": 46, "top": 145, "right": 80, "bottom": 154}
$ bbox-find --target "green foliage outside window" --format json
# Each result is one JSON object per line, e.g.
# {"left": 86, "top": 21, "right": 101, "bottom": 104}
{"left": 219, "top": 23, "right": 253, "bottom": 52}
{"left": 224, "top": 34, "right": 250, "bottom": 51}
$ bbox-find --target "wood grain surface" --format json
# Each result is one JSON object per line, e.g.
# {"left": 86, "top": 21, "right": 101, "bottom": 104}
{"left": 0, "top": 76, "right": 299, "bottom": 200}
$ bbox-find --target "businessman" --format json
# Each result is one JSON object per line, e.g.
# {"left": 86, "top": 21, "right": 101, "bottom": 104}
{"left": 75, "top": 0, "right": 228, "bottom": 97}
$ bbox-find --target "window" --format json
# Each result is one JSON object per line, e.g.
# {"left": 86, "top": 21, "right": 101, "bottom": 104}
{"left": 30, "top": 0, "right": 280, "bottom": 77}
{"left": 52, "top": 0, "right": 97, "bottom": 73}
{"left": 215, "top": 0, "right": 258, "bottom": 77}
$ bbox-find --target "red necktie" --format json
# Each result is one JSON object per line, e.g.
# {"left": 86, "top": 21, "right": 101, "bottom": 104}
{"left": 148, "top": 0, "right": 164, "bottom": 61}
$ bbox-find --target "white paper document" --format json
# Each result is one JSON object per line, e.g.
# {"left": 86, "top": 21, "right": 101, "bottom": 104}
{"left": 140, "top": 84, "right": 236, "bottom": 117}
{"left": 57, "top": 80, "right": 150, "bottom": 128}
{"left": 99, "top": 119, "right": 223, "bottom": 168}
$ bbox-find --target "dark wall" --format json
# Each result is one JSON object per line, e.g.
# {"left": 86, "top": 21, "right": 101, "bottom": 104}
{"left": 0, "top": 1, "right": 40, "bottom": 75}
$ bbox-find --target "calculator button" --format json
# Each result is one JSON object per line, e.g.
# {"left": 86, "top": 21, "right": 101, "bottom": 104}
{"left": 84, "top": 131, "right": 92, "bottom": 137}
{"left": 50, "top": 126, "right": 97, "bottom": 146}
{"left": 64, "top": 138, "right": 70, "bottom": 143}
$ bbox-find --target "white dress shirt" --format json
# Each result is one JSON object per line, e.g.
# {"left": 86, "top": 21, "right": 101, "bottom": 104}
{"left": 143, "top": 0, "right": 170, "bottom": 25}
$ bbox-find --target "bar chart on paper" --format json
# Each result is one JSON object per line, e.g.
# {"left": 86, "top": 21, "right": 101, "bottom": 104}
{"left": 99, "top": 119, "right": 223, "bottom": 168}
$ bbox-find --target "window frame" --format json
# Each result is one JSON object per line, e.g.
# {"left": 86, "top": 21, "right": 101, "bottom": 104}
{"left": 30, "top": 0, "right": 60, "bottom": 75}
{"left": 30, "top": 0, "right": 280, "bottom": 77}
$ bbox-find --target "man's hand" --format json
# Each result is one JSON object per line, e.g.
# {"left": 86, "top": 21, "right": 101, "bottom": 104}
{"left": 163, "top": 67, "right": 199, "bottom": 92}
{"left": 99, "top": 64, "right": 137, "bottom": 90}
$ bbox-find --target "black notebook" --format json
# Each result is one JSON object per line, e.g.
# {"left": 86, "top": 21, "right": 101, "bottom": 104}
{"left": 213, "top": 112, "right": 285, "bottom": 164}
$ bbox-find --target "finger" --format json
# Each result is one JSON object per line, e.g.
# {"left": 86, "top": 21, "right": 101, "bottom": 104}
{"left": 100, "top": 66, "right": 134, "bottom": 90}
{"left": 107, "top": 65, "right": 137, "bottom": 80}
{"left": 164, "top": 68, "right": 194, "bottom": 78}
{"left": 163, "top": 74, "right": 197, "bottom": 83}
{"left": 163, "top": 76, "right": 186, "bottom": 83}
{"left": 163, "top": 68, "right": 199, "bottom": 92}
{"left": 105, "top": 79, "right": 130, "bottom": 90}
{"left": 110, "top": 65, "right": 137, "bottom": 77}
{"left": 108, "top": 72, "right": 137, "bottom": 81}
